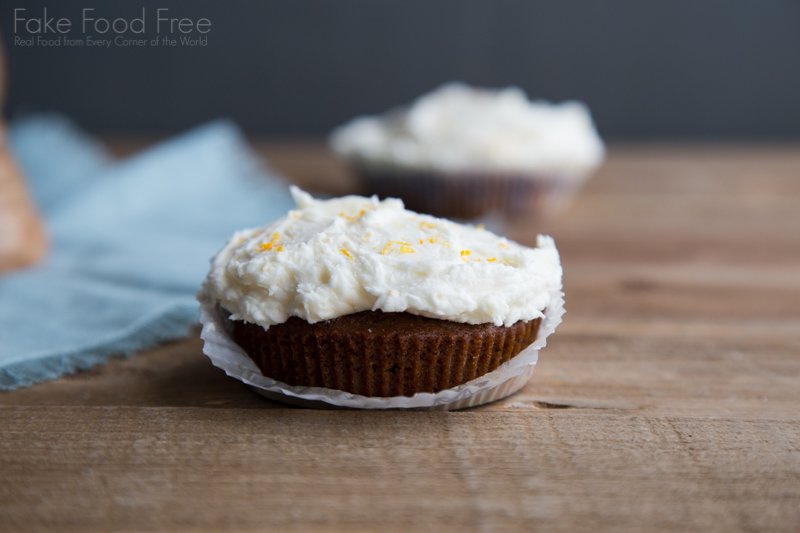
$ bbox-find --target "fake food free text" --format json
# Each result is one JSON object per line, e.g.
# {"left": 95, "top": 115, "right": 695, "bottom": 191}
{"left": 13, "top": 8, "right": 211, "bottom": 35}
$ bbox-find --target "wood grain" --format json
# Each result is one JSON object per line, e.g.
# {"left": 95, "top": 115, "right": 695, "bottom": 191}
{"left": 1, "top": 142, "right": 799, "bottom": 532}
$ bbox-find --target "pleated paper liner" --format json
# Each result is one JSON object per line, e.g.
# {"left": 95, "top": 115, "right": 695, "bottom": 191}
{"left": 248, "top": 365, "right": 537, "bottom": 411}
{"left": 231, "top": 312, "right": 541, "bottom": 397}
{"left": 355, "top": 169, "right": 587, "bottom": 220}
{"left": 197, "top": 286, "right": 564, "bottom": 410}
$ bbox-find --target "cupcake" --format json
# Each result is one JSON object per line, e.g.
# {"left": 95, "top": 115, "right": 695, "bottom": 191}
{"left": 199, "top": 187, "right": 562, "bottom": 402}
{"left": 330, "top": 82, "right": 605, "bottom": 219}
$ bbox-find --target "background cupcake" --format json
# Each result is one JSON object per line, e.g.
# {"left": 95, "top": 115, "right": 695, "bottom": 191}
{"left": 331, "top": 82, "right": 605, "bottom": 219}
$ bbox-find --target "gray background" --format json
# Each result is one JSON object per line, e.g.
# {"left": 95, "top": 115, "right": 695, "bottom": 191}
{"left": 2, "top": 0, "right": 800, "bottom": 138}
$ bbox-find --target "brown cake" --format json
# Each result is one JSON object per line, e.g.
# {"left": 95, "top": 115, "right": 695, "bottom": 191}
{"left": 231, "top": 311, "right": 542, "bottom": 397}
{"left": 357, "top": 170, "right": 560, "bottom": 219}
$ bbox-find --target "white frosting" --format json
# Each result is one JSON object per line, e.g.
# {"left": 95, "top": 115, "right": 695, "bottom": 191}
{"left": 200, "top": 187, "right": 562, "bottom": 329}
{"left": 331, "top": 82, "right": 605, "bottom": 176}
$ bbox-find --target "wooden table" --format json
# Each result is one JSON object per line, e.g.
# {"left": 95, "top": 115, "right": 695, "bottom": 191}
{"left": 2, "top": 142, "right": 799, "bottom": 532}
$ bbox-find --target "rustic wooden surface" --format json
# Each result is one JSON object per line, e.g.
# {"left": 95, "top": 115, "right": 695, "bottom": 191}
{"left": 2, "top": 142, "right": 799, "bottom": 532}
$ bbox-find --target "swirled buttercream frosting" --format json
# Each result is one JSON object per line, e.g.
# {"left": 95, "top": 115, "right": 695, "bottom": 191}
{"left": 200, "top": 187, "right": 562, "bottom": 329}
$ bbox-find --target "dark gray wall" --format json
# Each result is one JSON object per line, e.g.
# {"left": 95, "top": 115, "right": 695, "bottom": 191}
{"left": 2, "top": 0, "right": 800, "bottom": 138}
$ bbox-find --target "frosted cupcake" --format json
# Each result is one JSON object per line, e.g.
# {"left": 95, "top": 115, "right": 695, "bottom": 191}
{"left": 198, "top": 187, "right": 562, "bottom": 398}
{"left": 330, "top": 82, "right": 605, "bottom": 219}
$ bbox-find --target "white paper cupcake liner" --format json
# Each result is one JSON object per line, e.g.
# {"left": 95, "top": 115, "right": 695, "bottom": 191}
{"left": 197, "top": 287, "right": 565, "bottom": 410}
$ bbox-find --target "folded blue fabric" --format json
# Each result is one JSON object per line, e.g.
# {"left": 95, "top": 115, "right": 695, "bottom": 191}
{"left": 0, "top": 115, "right": 294, "bottom": 389}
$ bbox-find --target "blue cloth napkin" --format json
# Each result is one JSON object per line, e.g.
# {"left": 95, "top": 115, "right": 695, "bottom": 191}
{"left": 0, "top": 115, "right": 294, "bottom": 389}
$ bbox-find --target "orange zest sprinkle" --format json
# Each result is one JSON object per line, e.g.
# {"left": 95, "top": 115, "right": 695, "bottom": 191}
{"left": 276, "top": 246, "right": 284, "bottom": 252}
{"left": 460, "top": 250, "right": 471, "bottom": 262}
{"left": 419, "top": 238, "right": 424, "bottom": 244}
{"left": 498, "top": 242, "right": 510, "bottom": 249}
{"left": 428, "top": 237, "right": 434, "bottom": 243}
{"left": 419, "top": 222, "right": 435, "bottom": 229}
{"left": 432, "top": 235, "right": 450, "bottom": 248}
{"left": 382, "top": 241, "right": 413, "bottom": 255}
{"left": 487, "top": 258, "right": 496, "bottom": 262}
{"left": 340, "top": 249, "right": 353, "bottom": 260}
{"left": 258, "top": 233, "right": 280, "bottom": 251}
{"left": 345, "top": 207, "right": 372, "bottom": 221}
